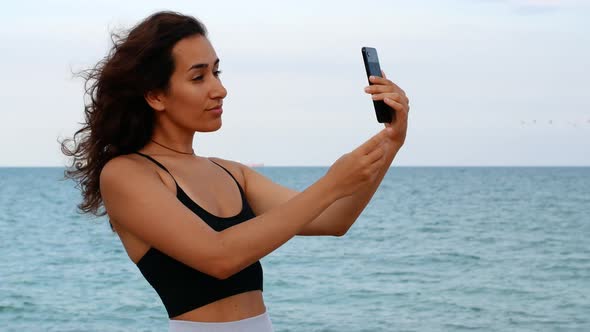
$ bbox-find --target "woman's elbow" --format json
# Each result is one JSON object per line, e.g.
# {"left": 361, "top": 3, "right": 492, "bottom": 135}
{"left": 332, "top": 225, "right": 351, "bottom": 237}
{"left": 205, "top": 259, "right": 235, "bottom": 280}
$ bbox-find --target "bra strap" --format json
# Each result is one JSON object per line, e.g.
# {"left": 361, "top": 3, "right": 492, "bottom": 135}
{"left": 209, "top": 159, "right": 245, "bottom": 194}
{"left": 134, "top": 152, "right": 178, "bottom": 184}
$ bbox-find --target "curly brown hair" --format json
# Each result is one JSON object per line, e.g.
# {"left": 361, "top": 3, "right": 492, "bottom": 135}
{"left": 60, "top": 11, "right": 207, "bottom": 217}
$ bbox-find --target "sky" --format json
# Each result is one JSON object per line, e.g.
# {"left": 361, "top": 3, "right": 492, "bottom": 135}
{"left": 0, "top": 0, "right": 588, "bottom": 166}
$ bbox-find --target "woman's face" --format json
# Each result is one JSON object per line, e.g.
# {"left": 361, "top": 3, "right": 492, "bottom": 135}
{"left": 155, "top": 35, "right": 227, "bottom": 133}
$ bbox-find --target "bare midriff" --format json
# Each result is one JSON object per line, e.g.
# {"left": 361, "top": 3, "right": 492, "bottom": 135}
{"left": 170, "top": 290, "right": 266, "bottom": 322}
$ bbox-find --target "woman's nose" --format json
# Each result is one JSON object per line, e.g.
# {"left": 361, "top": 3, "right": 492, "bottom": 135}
{"left": 209, "top": 78, "right": 227, "bottom": 99}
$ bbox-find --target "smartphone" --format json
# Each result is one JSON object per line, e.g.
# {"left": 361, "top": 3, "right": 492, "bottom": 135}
{"left": 362, "top": 47, "right": 394, "bottom": 123}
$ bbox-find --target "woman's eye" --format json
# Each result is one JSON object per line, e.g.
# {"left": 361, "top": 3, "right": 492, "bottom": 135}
{"left": 191, "top": 70, "right": 221, "bottom": 81}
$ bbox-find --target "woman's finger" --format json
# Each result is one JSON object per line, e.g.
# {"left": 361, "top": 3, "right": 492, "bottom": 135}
{"left": 384, "top": 97, "right": 409, "bottom": 122}
{"left": 366, "top": 81, "right": 406, "bottom": 98}
{"left": 383, "top": 97, "right": 405, "bottom": 113}
{"left": 374, "top": 93, "right": 409, "bottom": 113}
{"left": 369, "top": 91, "right": 410, "bottom": 114}
{"left": 369, "top": 76, "right": 405, "bottom": 94}
{"left": 368, "top": 75, "right": 392, "bottom": 86}
{"left": 365, "top": 84, "right": 396, "bottom": 94}
{"left": 371, "top": 92, "right": 403, "bottom": 102}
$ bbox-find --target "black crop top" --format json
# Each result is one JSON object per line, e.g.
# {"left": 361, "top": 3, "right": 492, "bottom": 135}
{"left": 133, "top": 152, "right": 263, "bottom": 318}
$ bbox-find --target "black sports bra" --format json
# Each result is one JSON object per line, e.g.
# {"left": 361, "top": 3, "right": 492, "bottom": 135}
{"left": 133, "top": 152, "right": 263, "bottom": 318}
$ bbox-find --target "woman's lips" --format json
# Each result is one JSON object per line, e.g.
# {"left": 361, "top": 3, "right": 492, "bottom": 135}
{"left": 207, "top": 107, "right": 223, "bottom": 115}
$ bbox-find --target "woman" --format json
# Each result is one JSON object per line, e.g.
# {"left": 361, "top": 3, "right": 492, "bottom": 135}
{"left": 62, "top": 11, "right": 409, "bottom": 332}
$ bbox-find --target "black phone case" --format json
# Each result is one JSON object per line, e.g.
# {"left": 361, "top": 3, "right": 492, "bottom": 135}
{"left": 362, "top": 47, "right": 394, "bottom": 123}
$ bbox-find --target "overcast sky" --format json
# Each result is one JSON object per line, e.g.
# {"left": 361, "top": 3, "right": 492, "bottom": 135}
{"left": 1, "top": 0, "right": 588, "bottom": 166}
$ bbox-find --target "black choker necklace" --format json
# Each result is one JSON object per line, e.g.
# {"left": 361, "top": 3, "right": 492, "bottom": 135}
{"left": 151, "top": 139, "right": 195, "bottom": 155}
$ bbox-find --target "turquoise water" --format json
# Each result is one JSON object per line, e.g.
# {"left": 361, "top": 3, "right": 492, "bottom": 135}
{"left": 1, "top": 167, "right": 589, "bottom": 331}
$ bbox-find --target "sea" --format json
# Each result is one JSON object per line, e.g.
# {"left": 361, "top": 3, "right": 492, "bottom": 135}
{"left": 1, "top": 167, "right": 589, "bottom": 332}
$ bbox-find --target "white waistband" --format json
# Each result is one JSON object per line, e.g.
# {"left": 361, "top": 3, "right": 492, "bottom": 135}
{"left": 168, "top": 311, "right": 274, "bottom": 332}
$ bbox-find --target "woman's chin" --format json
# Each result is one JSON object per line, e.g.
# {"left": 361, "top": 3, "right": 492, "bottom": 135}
{"left": 196, "top": 121, "right": 222, "bottom": 133}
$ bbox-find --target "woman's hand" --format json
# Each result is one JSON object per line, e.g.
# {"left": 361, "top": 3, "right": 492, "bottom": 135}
{"left": 364, "top": 71, "right": 409, "bottom": 149}
{"left": 323, "top": 128, "right": 392, "bottom": 199}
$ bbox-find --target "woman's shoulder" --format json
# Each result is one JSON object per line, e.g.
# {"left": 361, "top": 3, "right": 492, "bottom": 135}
{"left": 208, "top": 156, "right": 242, "bottom": 169}
{"left": 207, "top": 156, "right": 246, "bottom": 181}
{"left": 102, "top": 153, "right": 149, "bottom": 173}
{"left": 100, "top": 154, "right": 160, "bottom": 188}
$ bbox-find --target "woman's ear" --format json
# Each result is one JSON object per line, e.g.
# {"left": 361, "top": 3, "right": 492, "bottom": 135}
{"left": 144, "top": 90, "right": 166, "bottom": 112}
